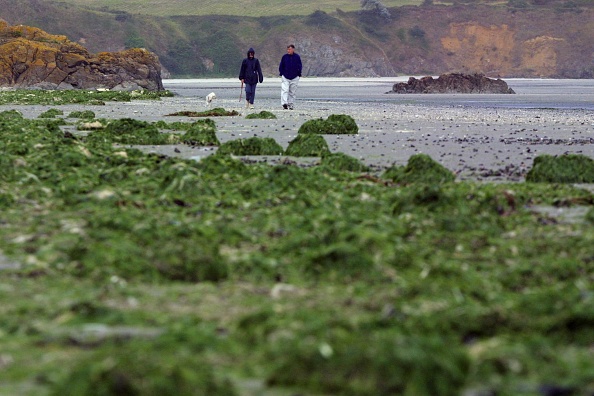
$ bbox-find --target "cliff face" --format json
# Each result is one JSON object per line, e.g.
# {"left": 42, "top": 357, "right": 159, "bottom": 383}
{"left": 0, "top": 20, "right": 164, "bottom": 90}
{"left": 0, "top": 1, "right": 592, "bottom": 79}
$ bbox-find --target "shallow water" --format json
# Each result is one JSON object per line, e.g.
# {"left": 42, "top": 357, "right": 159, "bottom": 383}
{"left": 164, "top": 77, "right": 594, "bottom": 110}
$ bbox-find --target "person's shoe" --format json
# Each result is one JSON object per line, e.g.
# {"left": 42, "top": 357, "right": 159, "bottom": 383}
{"left": 249, "top": 104, "right": 254, "bottom": 109}
{"left": 245, "top": 100, "right": 249, "bottom": 108}
{"left": 288, "top": 104, "right": 294, "bottom": 110}
{"left": 282, "top": 104, "right": 288, "bottom": 110}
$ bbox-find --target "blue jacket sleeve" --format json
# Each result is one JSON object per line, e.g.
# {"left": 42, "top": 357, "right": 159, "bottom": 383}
{"left": 239, "top": 59, "right": 246, "bottom": 80}
{"left": 256, "top": 60, "right": 264, "bottom": 83}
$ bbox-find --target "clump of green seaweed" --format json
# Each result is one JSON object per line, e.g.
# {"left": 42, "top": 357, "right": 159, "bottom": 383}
{"left": 246, "top": 110, "right": 277, "bottom": 119}
{"left": 298, "top": 114, "right": 358, "bottom": 134}
{"left": 166, "top": 108, "right": 239, "bottom": 117}
{"left": 285, "top": 133, "right": 330, "bottom": 156}
{"left": 180, "top": 120, "right": 220, "bottom": 146}
{"left": 526, "top": 154, "right": 594, "bottom": 183}
{"left": 265, "top": 331, "right": 469, "bottom": 396}
{"left": 216, "top": 137, "right": 283, "bottom": 155}
{"left": 155, "top": 119, "right": 216, "bottom": 131}
{"left": 38, "top": 108, "right": 64, "bottom": 118}
{"left": 0, "top": 89, "right": 173, "bottom": 105}
{"left": 68, "top": 110, "right": 96, "bottom": 119}
{"left": 320, "top": 152, "right": 369, "bottom": 172}
{"left": 50, "top": 341, "right": 238, "bottom": 396}
{"left": 85, "top": 118, "right": 179, "bottom": 145}
{"left": 383, "top": 153, "right": 455, "bottom": 184}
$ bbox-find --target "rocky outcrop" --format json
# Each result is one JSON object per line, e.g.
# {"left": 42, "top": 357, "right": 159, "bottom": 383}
{"left": 389, "top": 73, "right": 515, "bottom": 94}
{"left": 0, "top": 20, "right": 163, "bottom": 90}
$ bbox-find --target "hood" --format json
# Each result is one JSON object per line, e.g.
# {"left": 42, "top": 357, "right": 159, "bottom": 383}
{"left": 247, "top": 48, "right": 255, "bottom": 57}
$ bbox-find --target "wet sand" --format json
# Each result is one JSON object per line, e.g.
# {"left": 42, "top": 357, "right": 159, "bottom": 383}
{"left": 6, "top": 78, "right": 594, "bottom": 181}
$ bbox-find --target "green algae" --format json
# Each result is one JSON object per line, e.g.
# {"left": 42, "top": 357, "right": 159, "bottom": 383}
{"left": 68, "top": 110, "right": 96, "bottom": 119}
{"left": 1, "top": 111, "right": 594, "bottom": 396}
{"left": 298, "top": 114, "right": 358, "bottom": 134}
{"left": 166, "top": 107, "right": 239, "bottom": 117}
{"left": 216, "top": 137, "right": 283, "bottom": 155}
{"left": 320, "top": 152, "right": 369, "bottom": 172}
{"left": 38, "top": 108, "right": 64, "bottom": 118}
{"left": 154, "top": 119, "right": 216, "bottom": 131}
{"left": 180, "top": 120, "right": 220, "bottom": 146}
{"left": 266, "top": 331, "right": 469, "bottom": 396}
{"left": 0, "top": 89, "right": 173, "bottom": 105}
{"left": 50, "top": 340, "right": 238, "bottom": 396}
{"left": 246, "top": 110, "right": 277, "bottom": 119}
{"left": 85, "top": 118, "right": 180, "bottom": 145}
{"left": 383, "top": 153, "right": 455, "bottom": 184}
{"left": 285, "top": 133, "right": 330, "bottom": 157}
{"left": 526, "top": 154, "right": 594, "bottom": 183}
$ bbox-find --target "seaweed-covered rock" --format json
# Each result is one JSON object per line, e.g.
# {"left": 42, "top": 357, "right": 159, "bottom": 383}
{"left": 246, "top": 111, "right": 277, "bottom": 119}
{"left": 266, "top": 332, "right": 469, "bottom": 395}
{"left": 197, "top": 154, "right": 247, "bottom": 174}
{"left": 68, "top": 110, "right": 96, "bottom": 119}
{"left": 390, "top": 73, "right": 515, "bottom": 94}
{"left": 321, "top": 152, "right": 369, "bottom": 172}
{"left": 86, "top": 118, "right": 178, "bottom": 145}
{"left": 217, "top": 137, "right": 283, "bottom": 156}
{"left": 155, "top": 119, "right": 216, "bottom": 131}
{"left": 298, "top": 114, "right": 358, "bottom": 135}
{"left": 285, "top": 134, "right": 330, "bottom": 157}
{"left": 167, "top": 108, "right": 239, "bottom": 117}
{"left": 50, "top": 341, "right": 238, "bottom": 396}
{"left": 526, "top": 154, "right": 594, "bottom": 183}
{"left": 383, "top": 154, "right": 455, "bottom": 184}
{"left": 38, "top": 108, "right": 64, "bottom": 118}
{"left": 0, "top": 21, "right": 163, "bottom": 91}
{"left": 181, "top": 122, "right": 219, "bottom": 146}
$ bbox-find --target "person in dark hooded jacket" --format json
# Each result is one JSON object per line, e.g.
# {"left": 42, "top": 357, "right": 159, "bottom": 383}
{"left": 239, "top": 48, "right": 264, "bottom": 109}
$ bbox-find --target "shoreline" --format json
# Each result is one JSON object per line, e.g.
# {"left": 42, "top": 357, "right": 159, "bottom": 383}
{"left": 2, "top": 79, "right": 594, "bottom": 182}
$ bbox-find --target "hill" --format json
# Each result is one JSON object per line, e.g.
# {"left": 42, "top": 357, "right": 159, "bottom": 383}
{"left": 1, "top": 0, "right": 593, "bottom": 78}
{"left": 34, "top": 0, "right": 422, "bottom": 17}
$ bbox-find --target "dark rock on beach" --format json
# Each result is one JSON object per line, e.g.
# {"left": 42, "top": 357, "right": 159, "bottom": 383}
{"left": 389, "top": 73, "right": 515, "bottom": 94}
{"left": 0, "top": 20, "right": 163, "bottom": 91}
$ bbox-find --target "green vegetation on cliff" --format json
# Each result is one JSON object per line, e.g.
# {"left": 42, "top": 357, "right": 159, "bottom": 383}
{"left": 2, "top": 0, "right": 593, "bottom": 78}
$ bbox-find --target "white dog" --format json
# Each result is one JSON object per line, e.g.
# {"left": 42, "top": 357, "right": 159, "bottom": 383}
{"left": 206, "top": 92, "right": 216, "bottom": 107}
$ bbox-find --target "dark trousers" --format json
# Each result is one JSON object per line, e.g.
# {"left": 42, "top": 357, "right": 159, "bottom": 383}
{"left": 245, "top": 83, "right": 257, "bottom": 104}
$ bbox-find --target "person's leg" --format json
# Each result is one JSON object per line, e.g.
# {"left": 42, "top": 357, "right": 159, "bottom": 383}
{"left": 281, "top": 76, "right": 289, "bottom": 108}
{"left": 251, "top": 84, "right": 257, "bottom": 105}
{"left": 288, "top": 77, "right": 299, "bottom": 109}
{"left": 245, "top": 84, "right": 255, "bottom": 104}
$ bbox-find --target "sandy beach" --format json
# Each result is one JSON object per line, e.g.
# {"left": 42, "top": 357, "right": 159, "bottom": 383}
{"left": 6, "top": 77, "right": 594, "bottom": 181}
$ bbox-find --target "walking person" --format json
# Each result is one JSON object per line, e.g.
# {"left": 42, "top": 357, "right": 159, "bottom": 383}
{"left": 239, "top": 47, "right": 264, "bottom": 109}
{"left": 279, "top": 44, "right": 302, "bottom": 110}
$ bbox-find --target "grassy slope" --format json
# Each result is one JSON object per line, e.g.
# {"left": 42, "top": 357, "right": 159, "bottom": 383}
{"left": 44, "top": 0, "right": 422, "bottom": 16}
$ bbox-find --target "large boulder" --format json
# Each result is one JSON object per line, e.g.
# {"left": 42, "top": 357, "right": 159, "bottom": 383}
{"left": 390, "top": 73, "right": 515, "bottom": 94}
{"left": 0, "top": 20, "right": 163, "bottom": 91}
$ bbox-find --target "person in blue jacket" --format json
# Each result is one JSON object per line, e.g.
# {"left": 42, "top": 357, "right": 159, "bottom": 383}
{"left": 278, "top": 44, "right": 302, "bottom": 110}
{"left": 239, "top": 47, "right": 264, "bottom": 109}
